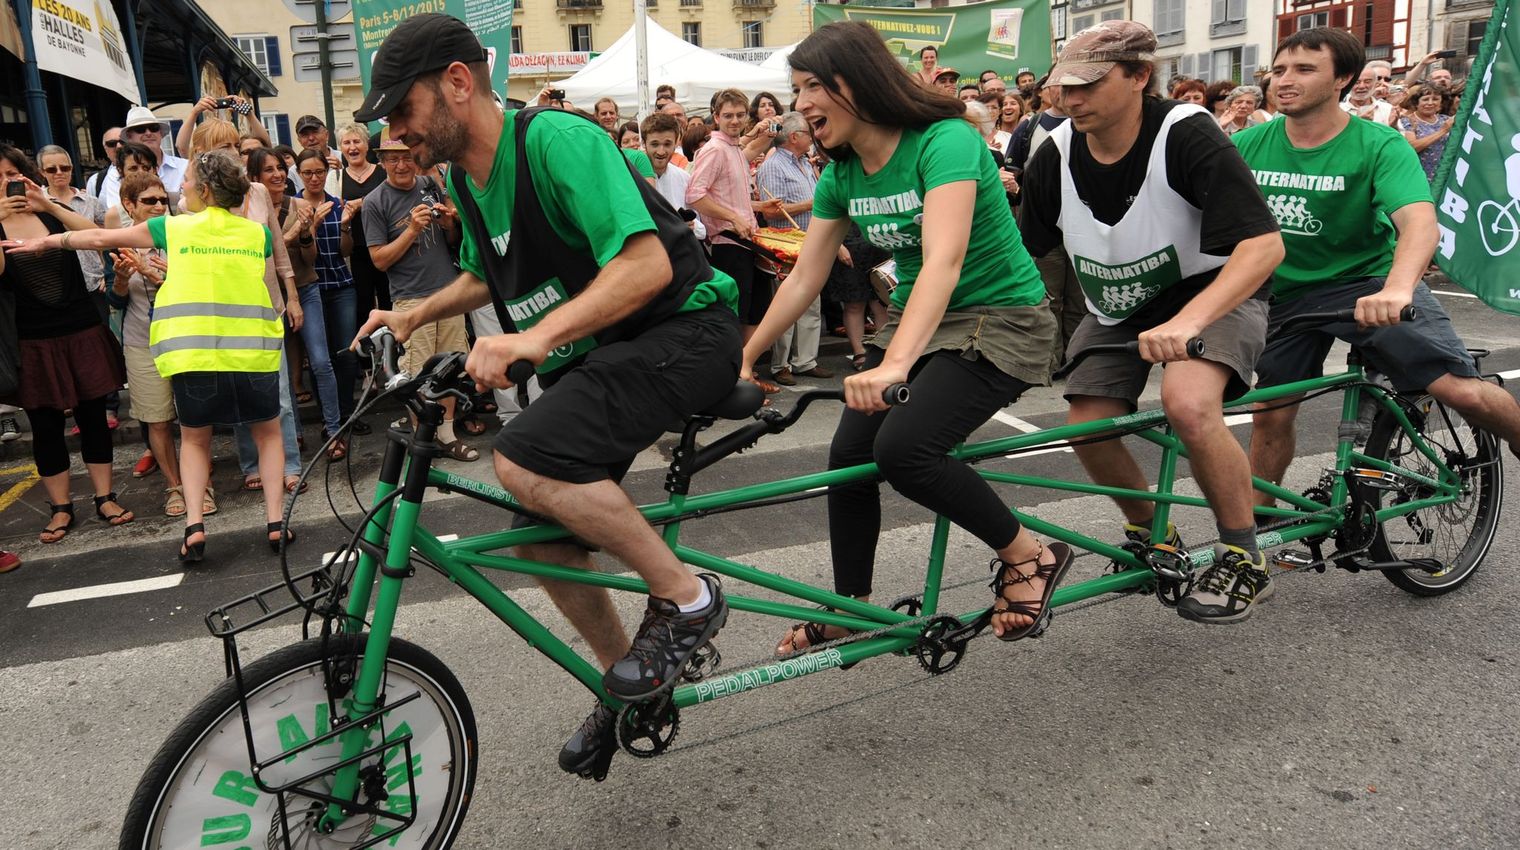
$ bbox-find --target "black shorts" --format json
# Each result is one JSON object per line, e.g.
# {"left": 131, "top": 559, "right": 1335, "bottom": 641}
{"left": 494, "top": 306, "right": 742, "bottom": 484}
{"left": 1255, "top": 278, "right": 1478, "bottom": 392}
{"left": 709, "top": 243, "right": 774, "bottom": 325}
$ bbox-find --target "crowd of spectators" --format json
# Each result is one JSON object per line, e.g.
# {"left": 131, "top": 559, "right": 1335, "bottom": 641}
{"left": 0, "top": 41, "right": 1470, "bottom": 572}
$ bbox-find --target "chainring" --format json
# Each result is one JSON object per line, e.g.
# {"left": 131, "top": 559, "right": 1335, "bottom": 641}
{"left": 616, "top": 700, "right": 680, "bottom": 758}
{"left": 913, "top": 615, "right": 969, "bottom": 676}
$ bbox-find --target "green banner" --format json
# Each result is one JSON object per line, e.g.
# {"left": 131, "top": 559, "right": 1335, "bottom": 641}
{"left": 812, "top": 0, "right": 1052, "bottom": 87}
{"left": 352, "top": 0, "right": 514, "bottom": 98}
{"left": 1432, "top": 0, "right": 1520, "bottom": 315}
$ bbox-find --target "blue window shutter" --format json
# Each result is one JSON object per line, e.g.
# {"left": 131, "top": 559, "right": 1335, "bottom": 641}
{"left": 265, "top": 36, "right": 282, "bottom": 77}
{"left": 275, "top": 114, "right": 290, "bottom": 146}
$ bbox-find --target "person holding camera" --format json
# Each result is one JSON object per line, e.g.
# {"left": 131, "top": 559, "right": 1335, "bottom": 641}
{"left": 175, "top": 94, "right": 271, "bottom": 164}
{"left": 362, "top": 133, "right": 477, "bottom": 461}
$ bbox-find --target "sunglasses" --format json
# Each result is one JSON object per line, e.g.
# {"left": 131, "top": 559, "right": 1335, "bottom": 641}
{"left": 43, "top": 165, "right": 73, "bottom": 174}
{"left": 136, "top": 195, "right": 169, "bottom": 206}
{"left": 130, "top": 124, "right": 163, "bottom": 134}
{"left": 104, "top": 140, "right": 120, "bottom": 149}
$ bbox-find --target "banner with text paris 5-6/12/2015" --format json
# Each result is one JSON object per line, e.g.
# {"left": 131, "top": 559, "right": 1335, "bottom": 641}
{"left": 813, "top": 0, "right": 1053, "bottom": 88}
{"left": 352, "top": 0, "right": 514, "bottom": 100}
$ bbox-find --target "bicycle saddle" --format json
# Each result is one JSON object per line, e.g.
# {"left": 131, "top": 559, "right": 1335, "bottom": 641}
{"left": 696, "top": 380, "right": 766, "bottom": 420}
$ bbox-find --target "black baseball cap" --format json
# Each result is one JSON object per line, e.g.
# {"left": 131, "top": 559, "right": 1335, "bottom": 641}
{"left": 354, "top": 13, "right": 488, "bottom": 123}
{"left": 295, "top": 114, "right": 325, "bottom": 133}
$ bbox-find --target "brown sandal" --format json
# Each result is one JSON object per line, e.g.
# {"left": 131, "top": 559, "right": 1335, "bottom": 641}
{"left": 989, "top": 541, "right": 1074, "bottom": 642}
{"left": 441, "top": 439, "right": 480, "bottom": 462}
{"left": 326, "top": 436, "right": 348, "bottom": 461}
{"left": 775, "top": 608, "right": 859, "bottom": 669}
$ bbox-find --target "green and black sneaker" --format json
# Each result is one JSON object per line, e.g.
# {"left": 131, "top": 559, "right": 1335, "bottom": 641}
{"left": 1177, "top": 544, "right": 1273, "bottom": 624}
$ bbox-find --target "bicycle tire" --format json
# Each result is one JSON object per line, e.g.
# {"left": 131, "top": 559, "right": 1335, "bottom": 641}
{"left": 1363, "top": 396, "right": 1503, "bottom": 596}
{"left": 119, "top": 634, "right": 477, "bottom": 849}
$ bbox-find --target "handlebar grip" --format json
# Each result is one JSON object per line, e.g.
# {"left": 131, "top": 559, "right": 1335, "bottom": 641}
{"left": 1186, "top": 337, "right": 1206, "bottom": 357}
{"left": 882, "top": 383, "right": 910, "bottom": 405}
{"left": 1400, "top": 305, "right": 1417, "bottom": 322}
{"left": 1119, "top": 338, "right": 1205, "bottom": 357}
{"left": 506, "top": 360, "right": 536, "bottom": 387}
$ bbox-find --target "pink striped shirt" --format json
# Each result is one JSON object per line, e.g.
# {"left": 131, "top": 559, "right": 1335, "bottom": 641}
{"left": 685, "top": 130, "right": 754, "bottom": 247}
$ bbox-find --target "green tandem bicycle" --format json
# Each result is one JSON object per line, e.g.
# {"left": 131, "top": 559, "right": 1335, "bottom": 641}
{"left": 118, "top": 306, "right": 1504, "bottom": 848}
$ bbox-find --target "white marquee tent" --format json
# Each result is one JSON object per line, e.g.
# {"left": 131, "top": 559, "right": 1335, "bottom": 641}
{"left": 557, "top": 19, "right": 792, "bottom": 112}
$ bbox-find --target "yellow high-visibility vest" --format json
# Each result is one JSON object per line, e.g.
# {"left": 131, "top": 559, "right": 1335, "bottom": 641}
{"left": 148, "top": 206, "right": 282, "bottom": 378}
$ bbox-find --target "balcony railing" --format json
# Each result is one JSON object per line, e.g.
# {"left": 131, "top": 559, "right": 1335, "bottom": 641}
{"left": 1210, "top": 19, "right": 1247, "bottom": 37}
{"left": 733, "top": 0, "right": 775, "bottom": 7}
{"left": 557, "top": 0, "right": 603, "bottom": 9}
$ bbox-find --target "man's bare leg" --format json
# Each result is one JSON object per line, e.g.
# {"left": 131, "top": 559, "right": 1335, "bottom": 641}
{"left": 1158, "top": 360, "right": 1256, "bottom": 529}
{"left": 1427, "top": 374, "right": 1520, "bottom": 459}
{"left": 1068, "top": 395, "right": 1158, "bottom": 525}
{"left": 1249, "top": 394, "right": 1306, "bottom": 509}
{"left": 518, "top": 541, "right": 629, "bottom": 669}
{"left": 494, "top": 452, "right": 702, "bottom": 604}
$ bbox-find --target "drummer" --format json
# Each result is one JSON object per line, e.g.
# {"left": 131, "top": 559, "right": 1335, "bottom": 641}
{"left": 754, "top": 111, "right": 833, "bottom": 386}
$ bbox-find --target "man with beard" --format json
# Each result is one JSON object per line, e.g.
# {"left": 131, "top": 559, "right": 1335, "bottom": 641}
{"left": 354, "top": 13, "right": 742, "bottom": 781}
{"left": 1016, "top": 68, "right": 1037, "bottom": 100}
{"left": 1237, "top": 27, "right": 1520, "bottom": 515}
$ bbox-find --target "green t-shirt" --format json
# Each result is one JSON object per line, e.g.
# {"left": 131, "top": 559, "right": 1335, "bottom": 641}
{"left": 623, "top": 148, "right": 656, "bottom": 179}
{"left": 812, "top": 118, "right": 1045, "bottom": 311}
{"left": 449, "top": 110, "right": 736, "bottom": 314}
{"left": 1232, "top": 116, "right": 1432, "bottom": 301}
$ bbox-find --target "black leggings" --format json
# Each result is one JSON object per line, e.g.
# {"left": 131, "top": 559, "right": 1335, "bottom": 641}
{"left": 28, "top": 397, "right": 113, "bottom": 479}
{"left": 827, "top": 347, "right": 1031, "bottom": 598}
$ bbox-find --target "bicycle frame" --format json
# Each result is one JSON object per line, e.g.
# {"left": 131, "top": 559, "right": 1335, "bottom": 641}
{"left": 309, "top": 358, "right": 1464, "bottom": 825}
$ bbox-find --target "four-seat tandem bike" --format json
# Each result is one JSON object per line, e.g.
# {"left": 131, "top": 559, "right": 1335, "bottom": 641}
{"left": 119, "top": 307, "right": 1504, "bottom": 848}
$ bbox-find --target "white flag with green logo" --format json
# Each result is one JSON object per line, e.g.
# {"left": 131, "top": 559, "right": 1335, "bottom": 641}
{"left": 1433, "top": 0, "right": 1520, "bottom": 314}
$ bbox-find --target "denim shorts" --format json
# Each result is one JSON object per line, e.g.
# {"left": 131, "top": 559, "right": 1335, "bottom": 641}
{"left": 170, "top": 370, "right": 281, "bottom": 428}
{"left": 1255, "top": 279, "right": 1478, "bottom": 392}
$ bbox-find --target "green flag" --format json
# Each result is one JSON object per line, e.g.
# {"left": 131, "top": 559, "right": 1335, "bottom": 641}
{"left": 813, "top": 0, "right": 1052, "bottom": 88}
{"left": 352, "top": 1, "right": 514, "bottom": 103}
{"left": 1432, "top": 0, "right": 1520, "bottom": 314}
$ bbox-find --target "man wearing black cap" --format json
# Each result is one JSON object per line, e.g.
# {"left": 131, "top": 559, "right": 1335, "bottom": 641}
{"left": 353, "top": 13, "right": 742, "bottom": 780}
{"left": 1019, "top": 21, "right": 1286, "bottom": 625}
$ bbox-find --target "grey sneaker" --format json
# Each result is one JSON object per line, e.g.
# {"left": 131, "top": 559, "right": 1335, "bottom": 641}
{"left": 1123, "top": 521, "right": 1184, "bottom": 550}
{"left": 1177, "top": 545, "right": 1273, "bottom": 624}
{"left": 603, "top": 574, "right": 727, "bottom": 702}
{"left": 0, "top": 418, "right": 18, "bottom": 442}
{"left": 558, "top": 702, "right": 617, "bottom": 781}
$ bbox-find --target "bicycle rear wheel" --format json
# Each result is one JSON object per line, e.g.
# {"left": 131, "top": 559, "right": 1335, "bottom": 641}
{"left": 119, "top": 634, "right": 477, "bottom": 849}
{"left": 1364, "top": 396, "right": 1503, "bottom": 596}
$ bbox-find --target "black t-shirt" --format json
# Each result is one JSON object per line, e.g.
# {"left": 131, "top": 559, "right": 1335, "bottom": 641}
{"left": 1020, "top": 98, "right": 1279, "bottom": 325}
{"left": 0, "top": 213, "right": 101, "bottom": 340}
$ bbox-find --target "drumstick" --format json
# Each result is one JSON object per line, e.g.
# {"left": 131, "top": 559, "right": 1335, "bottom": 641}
{"left": 758, "top": 186, "right": 801, "bottom": 230}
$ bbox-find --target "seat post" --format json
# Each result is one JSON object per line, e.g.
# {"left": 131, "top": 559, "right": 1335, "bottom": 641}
{"left": 666, "top": 417, "right": 714, "bottom": 495}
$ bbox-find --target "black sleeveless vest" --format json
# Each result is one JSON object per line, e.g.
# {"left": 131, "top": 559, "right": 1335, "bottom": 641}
{"left": 450, "top": 107, "right": 717, "bottom": 381}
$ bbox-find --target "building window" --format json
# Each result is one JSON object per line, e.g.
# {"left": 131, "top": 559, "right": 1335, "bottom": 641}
{"left": 261, "top": 112, "right": 291, "bottom": 146}
{"left": 1212, "top": 46, "right": 1243, "bottom": 83}
{"left": 514, "top": 0, "right": 522, "bottom": 7}
{"left": 1051, "top": 6, "right": 1067, "bottom": 40}
{"left": 1466, "top": 19, "right": 1487, "bottom": 55}
{"left": 1072, "top": 13, "right": 1095, "bottom": 33}
{"left": 1154, "top": 0, "right": 1185, "bottom": 39}
{"left": 742, "top": 20, "right": 763, "bottom": 49}
{"left": 569, "top": 24, "right": 593, "bottom": 52}
{"left": 1296, "top": 11, "right": 1328, "bottom": 30}
{"left": 1100, "top": 8, "right": 1123, "bottom": 21}
{"left": 680, "top": 0, "right": 702, "bottom": 6}
{"left": 682, "top": 22, "right": 702, "bottom": 46}
{"left": 235, "top": 35, "right": 282, "bottom": 78}
{"left": 511, "top": 26, "right": 523, "bottom": 54}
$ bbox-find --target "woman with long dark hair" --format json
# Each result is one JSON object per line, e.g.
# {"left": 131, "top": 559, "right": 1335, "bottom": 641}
{"left": 742, "top": 22, "right": 1071, "bottom": 648}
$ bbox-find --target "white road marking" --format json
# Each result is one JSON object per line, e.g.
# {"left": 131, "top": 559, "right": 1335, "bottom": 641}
{"left": 319, "top": 533, "right": 458, "bottom": 568}
{"left": 1499, "top": 369, "right": 1520, "bottom": 381}
{"left": 1433, "top": 288, "right": 1478, "bottom": 298}
{"left": 1224, "top": 413, "right": 1253, "bottom": 427}
{"left": 992, "top": 411, "right": 1042, "bottom": 432}
{"left": 28, "top": 573, "right": 185, "bottom": 608}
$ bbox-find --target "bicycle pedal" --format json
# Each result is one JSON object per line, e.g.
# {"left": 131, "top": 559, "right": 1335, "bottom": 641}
{"left": 1272, "top": 549, "right": 1315, "bottom": 570}
{"left": 680, "top": 642, "right": 721, "bottom": 683}
{"left": 1349, "top": 468, "right": 1402, "bottom": 490}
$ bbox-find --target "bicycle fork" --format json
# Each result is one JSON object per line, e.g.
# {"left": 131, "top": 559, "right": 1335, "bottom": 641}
{"left": 315, "top": 421, "right": 438, "bottom": 835}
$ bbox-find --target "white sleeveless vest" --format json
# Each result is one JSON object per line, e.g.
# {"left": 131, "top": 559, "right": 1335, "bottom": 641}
{"left": 1051, "top": 103, "right": 1228, "bottom": 325}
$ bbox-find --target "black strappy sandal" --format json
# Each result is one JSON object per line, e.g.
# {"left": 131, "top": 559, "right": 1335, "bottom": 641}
{"left": 989, "top": 541, "right": 1075, "bottom": 642}
{"left": 94, "top": 491, "right": 134, "bottom": 527}
{"left": 39, "top": 500, "right": 74, "bottom": 544}
{"left": 180, "top": 523, "right": 206, "bottom": 563}
{"left": 267, "top": 521, "right": 296, "bottom": 554}
{"left": 776, "top": 607, "right": 860, "bottom": 670}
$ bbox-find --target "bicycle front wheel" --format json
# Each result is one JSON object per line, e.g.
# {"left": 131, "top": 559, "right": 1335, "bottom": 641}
{"left": 1364, "top": 396, "right": 1504, "bottom": 596}
{"left": 120, "top": 634, "right": 477, "bottom": 849}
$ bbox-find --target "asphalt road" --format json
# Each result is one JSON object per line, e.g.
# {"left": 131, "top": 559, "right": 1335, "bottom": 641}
{"left": 2, "top": 282, "right": 1519, "bottom": 849}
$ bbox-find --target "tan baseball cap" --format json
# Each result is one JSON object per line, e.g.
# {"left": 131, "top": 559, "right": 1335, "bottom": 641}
{"left": 1049, "top": 21, "right": 1158, "bottom": 86}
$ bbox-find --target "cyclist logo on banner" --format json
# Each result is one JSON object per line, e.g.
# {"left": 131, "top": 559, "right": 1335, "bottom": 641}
{"left": 1475, "top": 133, "right": 1520, "bottom": 257}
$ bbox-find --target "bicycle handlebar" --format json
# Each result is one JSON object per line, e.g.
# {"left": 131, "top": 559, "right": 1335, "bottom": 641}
{"left": 1274, "top": 305, "right": 1417, "bottom": 338}
{"left": 1053, "top": 337, "right": 1205, "bottom": 380}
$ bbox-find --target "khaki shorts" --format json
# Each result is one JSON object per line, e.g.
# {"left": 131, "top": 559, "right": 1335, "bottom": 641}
{"left": 1062, "top": 298, "right": 1269, "bottom": 409}
{"left": 124, "top": 345, "right": 176, "bottom": 423}
{"left": 394, "top": 297, "right": 470, "bottom": 378}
